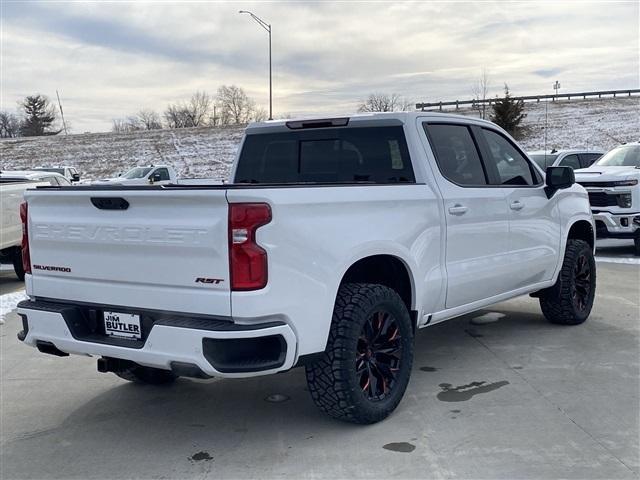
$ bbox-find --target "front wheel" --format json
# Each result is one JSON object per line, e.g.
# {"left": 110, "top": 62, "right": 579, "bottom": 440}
{"left": 540, "top": 239, "right": 596, "bottom": 325}
{"left": 634, "top": 233, "right": 640, "bottom": 256}
{"left": 305, "top": 283, "right": 414, "bottom": 424}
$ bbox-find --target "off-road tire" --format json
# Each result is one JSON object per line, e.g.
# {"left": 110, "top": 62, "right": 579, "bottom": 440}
{"left": 305, "top": 283, "right": 414, "bottom": 424}
{"left": 12, "top": 248, "right": 25, "bottom": 281}
{"left": 540, "top": 239, "right": 596, "bottom": 325}
{"left": 115, "top": 365, "right": 177, "bottom": 385}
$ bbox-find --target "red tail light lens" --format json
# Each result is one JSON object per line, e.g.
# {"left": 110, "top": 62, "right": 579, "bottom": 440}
{"left": 229, "top": 203, "right": 271, "bottom": 291}
{"left": 20, "top": 201, "right": 31, "bottom": 275}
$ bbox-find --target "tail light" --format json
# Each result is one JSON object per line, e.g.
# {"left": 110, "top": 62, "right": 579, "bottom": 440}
{"left": 20, "top": 202, "right": 31, "bottom": 275}
{"left": 229, "top": 203, "right": 271, "bottom": 291}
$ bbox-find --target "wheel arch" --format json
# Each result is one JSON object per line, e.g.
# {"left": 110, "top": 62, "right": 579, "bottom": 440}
{"left": 338, "top": 254, "right": 416, "bottom": 315}
{"left": 567, "top": 219, "right": 595, "bottom": 251}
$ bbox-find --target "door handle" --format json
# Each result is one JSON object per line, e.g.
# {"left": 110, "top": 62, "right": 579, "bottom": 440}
{"left": 510, "top": 201, "right": 524, "bottom": 211}
{"left": 448, "top": 204, "right": 468, "bottom": 215}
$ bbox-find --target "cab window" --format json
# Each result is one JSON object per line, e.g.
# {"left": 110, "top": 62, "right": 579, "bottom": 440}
{"left": 154, "top": 168, "right": 170, "bottom": 181}
{"left": 423, "top": 124, "right": 487, "bottom": 186}
{"left": 481, "top": 129, "right": 536, "bottom": 186}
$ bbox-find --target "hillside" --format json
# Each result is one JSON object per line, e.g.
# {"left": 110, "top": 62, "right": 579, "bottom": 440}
{"left": 454, "top": 96, "right": 639, "bottom": 151}
{"left": 0, "top": 125, "right": 245, "bottom": 181}
{"left": 1, "top": 97, "right": 638, "bottom": 180}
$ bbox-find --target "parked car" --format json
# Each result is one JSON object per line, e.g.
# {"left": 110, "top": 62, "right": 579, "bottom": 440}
{"left": 0, "top": 172, "right": 49, "bottom": 280}
{"left": 575, "top": 143, "right": 640, "bottom": 255}
{"left": 34, "top": 166, "right": 81, "bottom": 183}
{"left": 17, "top": 113, "right": 596, "bottom": 424}
{"left": 0, "top": 170, "right": 71, "bottom": 186}
{"left": 93, "top": 165, "right": 177, "bottom": 185}
{"left": 528, "top": 149, "right": 604, "bottom": 170}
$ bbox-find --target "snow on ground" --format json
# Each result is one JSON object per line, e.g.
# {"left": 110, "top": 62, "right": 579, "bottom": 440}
{"left": 0, "top": 290, "right": 27, "bottom": 324}
{"left": 0, "top": 125, "right": 245, "bottom": 181}
{"left": 443, "top": 96, "right": 639, "bottom": 152}
{"left": 0, "top": 97, "right": 638, "bottom": 180}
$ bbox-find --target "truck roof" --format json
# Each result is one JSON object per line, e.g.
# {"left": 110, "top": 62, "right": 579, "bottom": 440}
{"left": 245, "top": 111, "right": 498, "bottom": 133}
{"left": 528, "top": 149, "right": 605, "bottom": 155}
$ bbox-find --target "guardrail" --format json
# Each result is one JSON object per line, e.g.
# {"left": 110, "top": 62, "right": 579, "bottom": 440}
{"left": 416, "top": 88, "right": 640, "bottom": 111}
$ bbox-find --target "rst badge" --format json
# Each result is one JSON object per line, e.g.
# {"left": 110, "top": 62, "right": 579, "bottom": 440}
{"left": 195, "top": 277, "right": 224, "bottom": 285}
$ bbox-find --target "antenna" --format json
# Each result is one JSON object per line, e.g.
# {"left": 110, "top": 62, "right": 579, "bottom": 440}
{"left": 56, "top": 90, "right": 68, "bottom": 135}
{"left": 543, "top": 98, "right": 548, "bottom": 164}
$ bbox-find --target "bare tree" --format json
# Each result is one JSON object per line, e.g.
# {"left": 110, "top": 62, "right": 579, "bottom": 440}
{"left": 0, "top": 111, "right": 21, "bottom": 138}
{"left": 216, "top": 85, "right": 255, "bottom": 125}
{"left": 185, "top": 91, "right": 213, "bottom": 127}
{"left": 471, "top": 69, "right": 491, "bottom": 119}
{"left": 111, "top": 116, "right": 142, "bottom": 133}
{"left": 137, "top": 109, "right": 162, "bottom": 130}
{"left": 358, "top": 93, "right": 412, "bottom": 112}
{"left": 163, "top": 91, "right": 213, "bottom": 129}
{"left": 163, "top": 104, "right": 189, "bottom": 129}
{"left": 252, "top": 108, "right": 268, "bottom": 122}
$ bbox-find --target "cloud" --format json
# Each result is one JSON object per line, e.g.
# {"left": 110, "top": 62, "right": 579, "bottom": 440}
{"left": 2, "top": 2, "right": 246, "bottom": 67}
{"left": 1, "top": 1, "right": 638, "bottom": 132}
{"left": 532, "top": 68, "right": 564, "bottom": 78}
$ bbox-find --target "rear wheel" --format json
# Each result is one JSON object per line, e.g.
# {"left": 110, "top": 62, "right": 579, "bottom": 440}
{"left": 115, "top": 365, "right": 177, "bottom": 385}
{"left": 540, "top": 239, "right": 596, "bottom": 325}
{"left": 305, "top": 283, "right": 413, "bottom": 424}
{"left": 634, "top": 233, "right": 640, "bottom": 256}
{"left": 12, "top": 248, "right": 25, "bottom": 281}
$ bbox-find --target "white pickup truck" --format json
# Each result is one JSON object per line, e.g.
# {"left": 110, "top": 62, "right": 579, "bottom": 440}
{"left": 575, "top": 143, "right": 640, "bottom": 255}
{"left": 93, "top": 165, "right": 177, "bottom": 185}
{"left": 17, "top": 113, "right": 596, "bottom": 424}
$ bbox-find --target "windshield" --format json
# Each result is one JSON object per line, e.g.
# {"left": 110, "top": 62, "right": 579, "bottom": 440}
{"left": 122, "top": 167, "right": 153, "bottom": 179}
{"left": 595, "top": 145, "right": 640, "bottom": 167}
{"left": 36, "top": 168, "right": 65, "bottom": 174}
{"left": 529, "top": 154, "right": 558, "bottom": 169}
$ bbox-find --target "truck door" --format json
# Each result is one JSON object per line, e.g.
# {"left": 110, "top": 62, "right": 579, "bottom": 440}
{"left": 422, "top": 122, "right": 513, "bottom": 309}
{"left": 475, "top": 127, "right": 561, "bottom": 286}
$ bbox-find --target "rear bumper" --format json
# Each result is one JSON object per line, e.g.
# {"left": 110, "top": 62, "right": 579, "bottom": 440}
{"left": 17, "top": 299, "right": 297, "bottom": 379}
{"left": 592, "top": 211, "right": 640, "bottom": 238}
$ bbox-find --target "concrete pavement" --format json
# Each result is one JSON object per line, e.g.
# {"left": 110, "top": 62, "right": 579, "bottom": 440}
{"left": 1, "top": 244, "right": 638, "bottom": 479}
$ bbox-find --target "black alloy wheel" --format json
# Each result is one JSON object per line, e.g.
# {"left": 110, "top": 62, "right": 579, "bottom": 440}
{"left": 571, "top": 253, "right": 592, "bottom": 313}
{"left": 357, "top": 310, "right": 403, "bottom": 401}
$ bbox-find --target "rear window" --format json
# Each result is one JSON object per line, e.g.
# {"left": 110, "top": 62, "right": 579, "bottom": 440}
{"left": 234, "top": 126, "right": 415, "bottom": 184}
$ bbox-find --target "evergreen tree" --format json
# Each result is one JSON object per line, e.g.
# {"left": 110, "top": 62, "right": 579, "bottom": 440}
{"left": 19, "top": 95, "right": 61, "bottom": 137}
{"left": 491, "top": 84, "right": 526, "bottom": 136}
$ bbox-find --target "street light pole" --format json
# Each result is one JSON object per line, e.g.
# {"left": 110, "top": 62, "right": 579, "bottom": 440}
{"left": 239, "top": 10, "right": 272, "bottom": 120}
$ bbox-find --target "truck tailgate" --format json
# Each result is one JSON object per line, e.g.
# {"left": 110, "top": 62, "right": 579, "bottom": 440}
{"left": 25, "top": 188, "right": 231, "bottom": 316}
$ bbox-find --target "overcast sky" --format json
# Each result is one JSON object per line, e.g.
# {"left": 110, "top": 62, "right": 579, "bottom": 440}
{"left": 2, "top": 1, "right": 638, "bottom": 132}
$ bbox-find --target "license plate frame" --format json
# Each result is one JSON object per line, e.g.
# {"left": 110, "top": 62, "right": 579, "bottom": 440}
{"left": 103, "top": 311, "right": 142, "bottom": 340}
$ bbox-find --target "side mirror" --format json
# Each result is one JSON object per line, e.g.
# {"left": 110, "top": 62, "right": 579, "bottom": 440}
{"left": 72, "top": 173, "right": 80, "bottom": 182}
{"left": 545, "top": 166, "right": 575, "bottom": 199}
{"left": 149, "top": 173, "right": 162, "bottom": 184}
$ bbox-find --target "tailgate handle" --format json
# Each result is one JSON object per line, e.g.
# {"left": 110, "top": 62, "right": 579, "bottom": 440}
{"left": 91, "top": 197, "right": 129, "bottom": 210}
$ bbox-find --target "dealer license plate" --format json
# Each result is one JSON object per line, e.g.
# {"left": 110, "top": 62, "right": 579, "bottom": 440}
{"left": 104, "top": 311, "right": 142, "bottom": 340}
